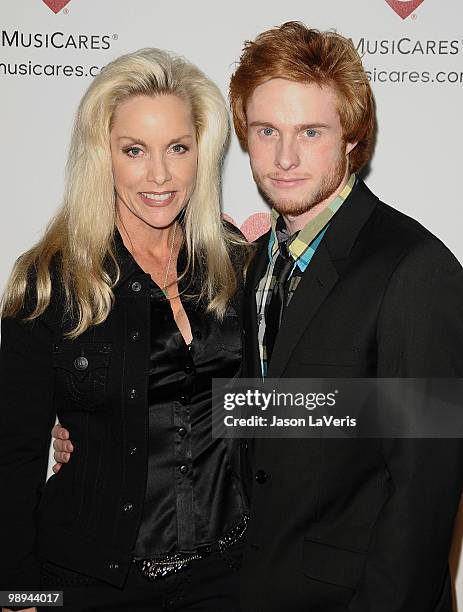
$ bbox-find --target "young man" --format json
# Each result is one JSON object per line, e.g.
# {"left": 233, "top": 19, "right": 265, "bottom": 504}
{"left": 229, "top": 21, "right": 463, "bottom": 612}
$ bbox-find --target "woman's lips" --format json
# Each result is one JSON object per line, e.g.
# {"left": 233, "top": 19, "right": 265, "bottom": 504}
{"left": 138, "top": 191, "right": 176, "bottom": 207}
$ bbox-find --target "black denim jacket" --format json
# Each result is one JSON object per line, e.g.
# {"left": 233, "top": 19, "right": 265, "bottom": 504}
{"left": 0, "top": 233, "right": 245, "bottom": 590}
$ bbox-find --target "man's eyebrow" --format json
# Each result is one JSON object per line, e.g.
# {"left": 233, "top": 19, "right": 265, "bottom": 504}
{"left": 295, "top": 123, "right": 330, "bottom": 131}
{"left": 248, "top": 121, "right": 330, "bottom": 130}
{"left": 248, "top": 121, "right": 276, "bottom": 129}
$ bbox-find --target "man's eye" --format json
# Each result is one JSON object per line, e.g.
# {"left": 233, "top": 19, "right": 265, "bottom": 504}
{"left": 305, "top": 129, "right": 318, "bottom": 138}
{"left": 260, "top": 127, "right": 274, "bottom": 137}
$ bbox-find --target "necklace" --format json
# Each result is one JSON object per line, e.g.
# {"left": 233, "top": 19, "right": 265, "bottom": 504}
{"left": 161, "top": 222, "right": 178, "bottom": 299}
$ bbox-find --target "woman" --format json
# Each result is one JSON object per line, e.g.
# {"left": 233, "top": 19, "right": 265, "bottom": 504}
{"left": 0, "top": 48, "right": 250, "bottom": 612}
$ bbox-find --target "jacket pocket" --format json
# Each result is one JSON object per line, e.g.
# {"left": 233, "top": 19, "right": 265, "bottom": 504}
{"left": 52, "top": 342, "right": 111, "bottom": 411}
{"left": 302, "top": 537, "right": 366, "bottom": 590}
{"left": 41, "top": 561, "right": 101, "bottom": 586}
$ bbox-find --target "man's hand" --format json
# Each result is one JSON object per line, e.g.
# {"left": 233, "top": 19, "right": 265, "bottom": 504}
{"left": 51, "top": 423, "right": 73, "bottom": 473}
{"left": 2, "top": 608, "right": 36, "bottom": 612}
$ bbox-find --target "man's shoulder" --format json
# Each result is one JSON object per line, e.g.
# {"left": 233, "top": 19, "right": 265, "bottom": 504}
{"left": 374, "top": 198, "right": 434, "bottom": 240}
{"left": 356, "top": 179, "right": 435, "bottom": 244}
{"left": 363, "top": 195, "right": 461, "bottom": 278}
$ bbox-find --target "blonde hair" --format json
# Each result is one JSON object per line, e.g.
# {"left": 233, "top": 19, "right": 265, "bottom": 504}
{"left": 1, "top": 48, "right": 247, "bottom": 337}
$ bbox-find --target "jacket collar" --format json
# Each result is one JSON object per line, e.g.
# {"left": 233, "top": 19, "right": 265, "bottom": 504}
{"left": 110, "top": 228, "right": 199, "bottom": 303}
{"left": 109, "top": 229, "right": 145, "bottom": 289}
{"left": 323, "top": 178, "right": 379, "bottom": 265}
{"left": 244, "top": 177, "right": 379, "bottom": 378}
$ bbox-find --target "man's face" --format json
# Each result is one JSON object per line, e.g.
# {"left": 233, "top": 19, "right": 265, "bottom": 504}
{"left": 246, "top": 78, "right": 356, "bottom": 219}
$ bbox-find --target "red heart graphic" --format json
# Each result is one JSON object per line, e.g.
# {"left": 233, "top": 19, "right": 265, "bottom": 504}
{"left": 223, "top": 212, "right": 271, "bottom": 242}
{"left": 385, "top": 0, "right": 425, "bottom": 19}
{"left": 42, "top": 0, "right": 71, "bottom": 13}
{"left": 240, "top": 213, "right": 271, "bottom": 242}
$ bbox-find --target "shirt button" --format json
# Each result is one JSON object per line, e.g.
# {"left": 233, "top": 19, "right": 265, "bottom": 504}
{"left": 178, "top": 427, "right": 187, "bottom": 438}
{"left": 128, "top": 389, "right": 137, "bottom": 400}
{"left": 109, "top": 562, "right": 119, "bottom": 571}
{"left": 123, "top": 503, "right": 133, "bottom": 512}
{"left": 131, "top": 281, "right": 142, "bottom": 292}
{"left": 255, "top": 470, "right": 269, "bottom": 484}
{"left": 74, "top": 356, "right": 88, "bottom": 371}
{"left": 129, "top": 447, "right": 137, "bottom": 455}
{"left": 129, "top": 330, "right": 140, "bottom": 342}
{"left": 179, "top": 465, "right": 189, "bottom": 475}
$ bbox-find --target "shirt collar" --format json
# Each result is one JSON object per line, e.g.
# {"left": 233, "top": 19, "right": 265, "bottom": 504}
{"left": 269, "top": 173, "right": 357, "bottom": 263}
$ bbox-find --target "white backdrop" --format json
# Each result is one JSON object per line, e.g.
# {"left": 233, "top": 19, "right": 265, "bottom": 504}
{"left": 1, "top": 0, "right": 463, "bottom": 607}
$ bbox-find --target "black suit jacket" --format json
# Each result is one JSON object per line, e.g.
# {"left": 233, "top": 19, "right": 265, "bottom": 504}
{"left": 240, "top": 179, "right": 463, "bottom": 612}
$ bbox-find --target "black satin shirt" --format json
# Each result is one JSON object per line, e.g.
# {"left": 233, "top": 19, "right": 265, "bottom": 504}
{"left": 133, "top": 253, "right": 245, "bottom": 558}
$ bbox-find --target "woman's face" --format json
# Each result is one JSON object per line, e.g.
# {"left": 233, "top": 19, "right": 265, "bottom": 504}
{"left": 110, "top": 94, "right": 198, "bottom": 231}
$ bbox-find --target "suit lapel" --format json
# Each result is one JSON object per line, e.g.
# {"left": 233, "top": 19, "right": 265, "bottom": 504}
{"left": 265, "top": 179, "right": 379, "bottom": 378}
{"left": 266, "top": 241, "right": 339, "bottom": 377}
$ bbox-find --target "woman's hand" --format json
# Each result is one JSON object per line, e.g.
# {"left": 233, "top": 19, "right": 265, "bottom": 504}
{"left": 51, "top": 423, "right": 74, "bottom": 473}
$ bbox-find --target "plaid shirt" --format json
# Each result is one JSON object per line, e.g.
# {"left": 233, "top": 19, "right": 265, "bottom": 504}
{"left": 256, "top": 173, "right": 357, "bottom": 376}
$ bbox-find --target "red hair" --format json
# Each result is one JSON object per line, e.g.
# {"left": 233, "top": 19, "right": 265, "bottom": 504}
{"left": 229, "top": 21, "right": 376, "bottom": 173}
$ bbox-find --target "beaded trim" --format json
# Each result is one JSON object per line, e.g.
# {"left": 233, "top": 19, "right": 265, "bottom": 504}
{"left": 134, "top": 514, "right": 248, "bottom": 581}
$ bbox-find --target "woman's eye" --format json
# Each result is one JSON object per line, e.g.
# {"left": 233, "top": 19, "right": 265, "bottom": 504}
{"left": 125, "top": 146, "right": 143, "bottom": 157}
{"left": 171, "top": 144, "right": 188, "bottom": 154}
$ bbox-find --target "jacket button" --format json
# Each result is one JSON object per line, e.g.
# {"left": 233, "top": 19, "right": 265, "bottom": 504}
{"left": 194, "top": 330, "right": 202, "bottom": 340}
{"left": 129, "top": 447, "right": 137, "bottom": 455}
{"left": 131, "top": 281, "right": 142, "bottom": 292}
{"left": 74, "top": 356, "right": 88, "bottom": 371}
{"left": 178, "top": 427, "right": 187, "bottom": 438}
{"left": 129, "top": 330, "right": 140, "bottom": 342}
{"left": 255, "top": 470, "right": 268, "bottom": 484}
{"left": 100, "top": 344, "right": 112, "bottom": 354}
{"left": 109, "top": 562, "right": 119, "bottom": 570}
{"left": 123, "top": 503, "right": 133, "bottom": 512}
{"left": 179, "top": 395, "right": 189, "bottom": 405}
{"left": 128, "top": 389, "right": 137, "bottom": 400}
{"left": 179, "top": 465, "right": 189, "bottom": 475}
{"left": 184, "top": 365, "right": 193, "bottom": 374}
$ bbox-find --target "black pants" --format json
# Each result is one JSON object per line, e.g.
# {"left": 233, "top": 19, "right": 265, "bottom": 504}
{"left": 39, "top": 542, "right": 243, "bottom": 611}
